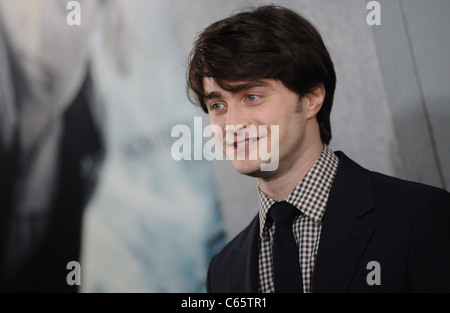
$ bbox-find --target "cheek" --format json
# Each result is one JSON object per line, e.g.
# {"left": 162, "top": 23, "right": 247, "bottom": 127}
{"left": 207, "top": 119, "right": 227, "bottom": 150}
{"left": 273, "top": 114, "right": 304, "bottom": 146}
{"left": 208, "top": 116, "right": 225, "bottom": 131}
{"left": 265, "top": 114, "right": 289, "bottom": 136}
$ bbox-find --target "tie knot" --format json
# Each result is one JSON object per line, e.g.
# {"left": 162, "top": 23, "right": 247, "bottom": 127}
{"left": 269, "top": 201, "right": 299, "bottom": 224}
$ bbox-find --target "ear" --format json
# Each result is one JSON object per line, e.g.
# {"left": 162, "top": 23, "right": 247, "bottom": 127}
{"left": 304, "top": 84, "right": 325, "bottom": 120}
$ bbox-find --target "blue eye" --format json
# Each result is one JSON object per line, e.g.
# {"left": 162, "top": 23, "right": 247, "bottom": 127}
{"left": 209, "top": 103, "right": 225, "bottom": 113}
{"left": 247, "top": 94, "right": 259, "bottom": 101}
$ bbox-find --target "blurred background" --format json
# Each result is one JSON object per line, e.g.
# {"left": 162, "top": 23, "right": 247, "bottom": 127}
{"left": 0, "top": 0, "right": 448, "bottom": 292}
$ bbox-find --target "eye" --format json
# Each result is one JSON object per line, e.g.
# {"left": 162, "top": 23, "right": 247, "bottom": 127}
{"left": 209, "top": 102, "right": 226, "bottom": 113}
{"left": 211, "top": 103, "right": 222, "bottom": 110}
{"left": 247, "top": 94, "right": 259, "bottom": 102}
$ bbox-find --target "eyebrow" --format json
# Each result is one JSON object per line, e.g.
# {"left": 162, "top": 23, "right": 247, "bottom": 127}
{"left": 204, "top": 91, "right": 223, "bottom": 102}
{"left": 203, "top": 80, "right": 269, "bottom": 102}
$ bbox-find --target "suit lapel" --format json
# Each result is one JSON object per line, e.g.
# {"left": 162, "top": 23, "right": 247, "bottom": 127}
{"left": 228, "top": 216, "right": 259, "bottom": 292}
{"left": 312, "top": 152, "right": 376, "bottom": 292}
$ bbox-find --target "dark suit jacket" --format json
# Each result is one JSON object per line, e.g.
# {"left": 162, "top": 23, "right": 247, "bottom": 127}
{"left": 207, "top": 151, "right": 450, "bottom": 293}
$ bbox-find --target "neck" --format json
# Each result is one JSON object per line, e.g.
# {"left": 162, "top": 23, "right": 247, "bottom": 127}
{"left": 257, "top": 140, "right": 324, "bottom": 200}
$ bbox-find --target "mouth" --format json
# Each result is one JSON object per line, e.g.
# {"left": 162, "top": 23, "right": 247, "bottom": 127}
{"left": 228, "top": 137, "right": 265, "bottom": 151}
{"left": 235, "top": 138, "right": 258, "bottom": 148}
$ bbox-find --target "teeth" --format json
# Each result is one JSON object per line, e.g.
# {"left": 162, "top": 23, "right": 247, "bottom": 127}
{"left": 235, "top": 138, "right": 257, "bottom": 148}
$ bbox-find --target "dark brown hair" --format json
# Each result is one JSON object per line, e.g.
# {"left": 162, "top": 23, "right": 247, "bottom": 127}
{"left": 187, "top": 5, "right": 336, "bottom": 144}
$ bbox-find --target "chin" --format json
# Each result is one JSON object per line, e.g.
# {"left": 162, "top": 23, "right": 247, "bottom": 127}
{"left": 231, "top": 159, "right": 265, "bottom": 177}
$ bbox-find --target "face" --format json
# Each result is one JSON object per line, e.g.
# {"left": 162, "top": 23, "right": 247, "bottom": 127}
{"left": 203, "top": 78, "right": 310, "bottom": 179}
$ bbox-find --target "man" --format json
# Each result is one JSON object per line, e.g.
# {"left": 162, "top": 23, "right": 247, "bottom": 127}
{"left": 186, "top": 5, "right": 450, "bottom": 293}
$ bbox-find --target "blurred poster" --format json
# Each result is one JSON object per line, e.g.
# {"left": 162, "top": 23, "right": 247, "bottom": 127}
{"left": 80, "top": 0, "right": 226, "bottom": 292}
{"left": 0, "top": 0, "right": 226, "bottom": 292}
{"left": 0, "top": 0, "right": 104, "bottom": 291}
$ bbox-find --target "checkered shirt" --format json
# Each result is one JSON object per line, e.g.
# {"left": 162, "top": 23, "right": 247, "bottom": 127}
{"left": 257, "top": 144, "right": 339, "bottom": 293}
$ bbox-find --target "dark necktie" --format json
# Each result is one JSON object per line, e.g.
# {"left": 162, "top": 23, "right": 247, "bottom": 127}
{"left": 269, "top": 201, "right": 303, "bottom": 293}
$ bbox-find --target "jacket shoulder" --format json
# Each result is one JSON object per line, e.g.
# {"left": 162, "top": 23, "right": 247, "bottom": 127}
{"left": 207, "top": 215, "right": 259, "bottom": 292}
{"left": 334, "top": 150, "right": 449, "bottom": 203}
{"left": 370, "top": 170, "right": 450, "bottom": 204}
{"left": 210, "top": 215, "right": 258, "bottom": 265}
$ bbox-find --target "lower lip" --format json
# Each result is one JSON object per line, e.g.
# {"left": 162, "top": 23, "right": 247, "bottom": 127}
{"left": 231, "top": 137, "right": 264, "bottom": 152}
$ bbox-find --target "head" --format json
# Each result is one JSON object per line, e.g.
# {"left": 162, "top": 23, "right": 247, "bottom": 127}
{"left": 187, "top": 5, "right": 336, "bottom": 177}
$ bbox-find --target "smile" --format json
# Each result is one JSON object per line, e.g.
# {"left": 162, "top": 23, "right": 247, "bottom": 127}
{"left": 235, "top": 138, "right": 258, "bottom": 148}
{"left": 228, "top": 137, "right": 266, "bottom": 152}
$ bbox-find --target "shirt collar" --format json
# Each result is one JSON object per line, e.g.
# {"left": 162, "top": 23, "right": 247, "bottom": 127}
{"left": 258, "top": 144, "right": 339, "bottom": 238}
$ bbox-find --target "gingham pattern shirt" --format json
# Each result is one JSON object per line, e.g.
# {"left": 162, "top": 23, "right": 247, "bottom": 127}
{"left": 257, "top": 144, "right": 339, "bottom": 293}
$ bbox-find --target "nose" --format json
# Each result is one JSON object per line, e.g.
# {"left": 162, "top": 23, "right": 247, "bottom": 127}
{"left": 224, "top": 104, "right": 250, "bottom": 134}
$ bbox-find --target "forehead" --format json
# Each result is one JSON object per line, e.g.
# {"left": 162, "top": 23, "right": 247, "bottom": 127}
{"left": 203, "top": 77, "right": 274, "bottom": 94}
{"left": 203, "top": 77, "right": 219, "bottom": 92}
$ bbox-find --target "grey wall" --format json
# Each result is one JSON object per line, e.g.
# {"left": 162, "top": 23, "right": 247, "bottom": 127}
{"left": 183, "top": 0, "right": 450, "bottom": 239}
{"left": 371, "top": 0, "right": 450, "bottom": 190}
